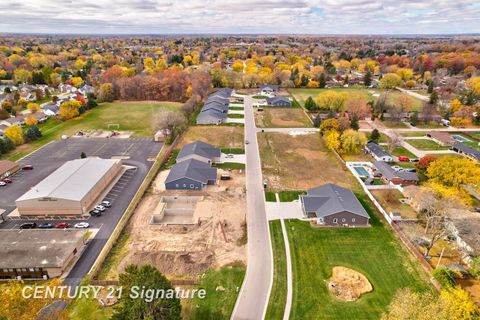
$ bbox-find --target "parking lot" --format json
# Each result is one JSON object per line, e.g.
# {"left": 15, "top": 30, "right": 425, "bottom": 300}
{"left": 0, "top": 137, "right": 163, "bottom": 285}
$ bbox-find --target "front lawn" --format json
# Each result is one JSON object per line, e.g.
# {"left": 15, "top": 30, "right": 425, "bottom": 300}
{"left": 255, "top": 108, "right": 312, "bottom": 128}
{"left": 252, "top": 95, "right": 269, "bottom": 99}
{"left": 229, "top": 106, "right": 244, "bottom": 111}
{"left": 406, "top": 139, "right": 449, "bottom": 150}
{"left": 287, "top": 216, "right": 431, "bottom": 319}
{"left": 265, "top": 221, "right": 288, "bottom": 320}
{"left": 278, "top": 191, "right": 306, "bottom": 202}
{"left": 382, "top": 121, "right": 409, "bottom": 129}
{"left": 227, "top": 113, "right": 245, "bottom": 119}
{"left": 220, "top": 148, "right": 245, "bottom": 154}
{"left": 399, "top": 131, "right": 426, "bottom": 137}
{"left": 391, "top": 146, "right": 417, "bottom": 158}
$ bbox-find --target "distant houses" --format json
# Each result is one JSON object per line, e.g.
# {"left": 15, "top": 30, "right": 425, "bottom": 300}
{"left": 165, "top": 141, "right": 219, "bottom": 190}
{"left": 260, "top": 84, "right": 279, "bottom": 95}
{"left": 300, "top": 183, "right": 370, "bottom": 226}
{"left": 196, "top": 88, "right": 234, "bottom": 125}
{"left": 365, "top": 141, "right": 393, "bottom": 162}
{"left": 266, "top": 96, "right": 292, "bottom": 107}
{"left": 426, "top": 132, "right": 456, "bottom": 146}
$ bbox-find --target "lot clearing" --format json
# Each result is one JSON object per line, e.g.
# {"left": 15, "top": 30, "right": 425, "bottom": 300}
{"left": 258, "top": 132, "right": 358, "bottom": 191}
{"left": 255, "top": 108, "right": 312, "bottom": 128}
{"left": 178, "top": 126, "right": 244, "bottom": 149}
{"left": 113, "top": 168, "right": 247, "bottom": 279}
{"left": 328, "top": 266, "right": 373, "bottom": 302}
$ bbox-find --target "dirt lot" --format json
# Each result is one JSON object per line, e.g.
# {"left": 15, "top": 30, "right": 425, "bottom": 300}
{"left": 255, "top": 108, "right": 312, "bottom": 128}
{"left": 178, "top": 126, "right": 244, "bottom": 149}
{"left": 370, "top": 189, "right": 418, "bottom": 220}
{"left": 258, "top": 132, "right": 358, "bottom": 191}
{"left": 117, "top": 168, "right": 247, "bottom": 278}
{"left": 328, "top": 266, "right": 373, "bottom": 301}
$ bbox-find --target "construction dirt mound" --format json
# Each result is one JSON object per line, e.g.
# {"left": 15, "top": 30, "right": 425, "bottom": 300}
{"left": 327, "top": 266, "right": 373, "bottom": 301}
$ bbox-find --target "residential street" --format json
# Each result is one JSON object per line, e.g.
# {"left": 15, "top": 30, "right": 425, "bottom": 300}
{"left": 231, "top": 96, "right": 273, "bottom": 320}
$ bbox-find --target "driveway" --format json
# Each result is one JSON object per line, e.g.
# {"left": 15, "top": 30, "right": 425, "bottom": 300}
{"left": 265, "top": 201, "right": 304, "bottom": 220}
{"left": 225, "top": 118, "right": 245, "bottom": 124}
{"left": 257, "top": 127, "right": 319, "bottom": 134}
{"left": 231, "top": 95, "right": 273, "bottom": 320}
{"left": 219, "top": 153, "right": 246, "bottom": 164}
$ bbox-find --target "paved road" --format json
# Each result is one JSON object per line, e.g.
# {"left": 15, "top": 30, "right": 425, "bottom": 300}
{"left": 280, "top": 219, "right": 293, "bottom": 320}
{"left": 231, "top": 96, "right": 273, "bottom": 320}
{"left": 257, "top": 127, "right": 319, "bottom": 133}
{"left": 395, "top": 87, "right": 430, "bottom": 102}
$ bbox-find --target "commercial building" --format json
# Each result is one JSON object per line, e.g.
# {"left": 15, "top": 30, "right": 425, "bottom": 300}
{"left": 16, "top": 157, "right": 123, "bottom": 217}
{"left": 0, "top": 160, "right": 20, "bottom": 179}
{"left": 0, "top": 229, "right": 86, "bottom": 280}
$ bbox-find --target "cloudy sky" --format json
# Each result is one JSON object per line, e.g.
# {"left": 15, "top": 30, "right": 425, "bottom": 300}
{"left": 0, "top": 0, "right": 479, "bottom": 34}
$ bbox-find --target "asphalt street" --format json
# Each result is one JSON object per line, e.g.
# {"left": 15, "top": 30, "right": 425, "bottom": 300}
{"left": 231, "top": 96, "right": 273, "bottom": 320}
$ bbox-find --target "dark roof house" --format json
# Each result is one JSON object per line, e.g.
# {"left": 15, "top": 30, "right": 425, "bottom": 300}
{"left": 300, "top": 183, "right": 370, "bottom": 226}
{"left": 365, "top": 141, "right": 394, "bottom": 162}
{"left": 373, "top": 161, "right": 418, "bottom": 185}
{"left": 266, "top": 96, "right": 292, "bottom": 107}
{"left": 165, "top": 159, "right": 217, "bottom": 190}
{"left": 452, "top": 143, "right": 480, "bottom": 161}
{"left": 177, "top": 141, "right": 221, "bottom": 164}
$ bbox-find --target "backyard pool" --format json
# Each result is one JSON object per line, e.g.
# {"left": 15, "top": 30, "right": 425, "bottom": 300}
{"left": 452, "top": 134, "right": 471, "bottom": 143}
{"left": 354, "top": 166, "right": 371, "bottom": 177}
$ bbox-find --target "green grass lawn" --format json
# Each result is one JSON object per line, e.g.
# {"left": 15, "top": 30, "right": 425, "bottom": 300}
{"left": 229, "top": 106, "right": 244, "bottom": 111}
{"left": 215, "top": 163, "right": 246, "bottom": 170}
{"left": 382, "top": 121, "right": 409, "bottom": 129}
{"left": 1, "top": 101, "right": 182, "bottom": 161}
{"left": 278, "top": 191, "right": 306, "bottom": 202}
{"left": 183, "top": 263, "right": 246, "bottom": 319}
{"left": 266, "top": 221, "right": 288, "bottom": 320}
{"left": 289, "top": 88, "right": 423, "bottom": 111}
{"left": 227, "top": 113, "right": 245, "bottom": 119}
{"left": 220, "top": 148, "right": 245, "bottom": 154}
{"left": 415, "top": 122, "right": 444, "bottom": 129}
{"left": 287, "top": 211, "right": 431, "bottom": 319}
{"left": 265, "top": 191, "right": 277, "bottom": 202}
{"left": 406, "top": 139, "right": 449, "bottom": 150}
{"left": 363, "top": 131, "right": 390, "bottom": 143}
{"left": 252, "top": 95, "right": 269, "bottom": 99}
{"left": 391, "top": 146, "right": 417, "bottom": 158}
{"left": 399, "top": 131, "right": 426, "bottom": 137}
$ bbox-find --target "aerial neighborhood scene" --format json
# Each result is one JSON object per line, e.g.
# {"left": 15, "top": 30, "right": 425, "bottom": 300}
{"left": 1, "top": 1, "right": 480, "bottom": 319}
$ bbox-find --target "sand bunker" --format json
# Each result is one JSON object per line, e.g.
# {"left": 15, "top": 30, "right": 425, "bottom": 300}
{"left": 328, "top": 266, "right": 373, "bottom": 301}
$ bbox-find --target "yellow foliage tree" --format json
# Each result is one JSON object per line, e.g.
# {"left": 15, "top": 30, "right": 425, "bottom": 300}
{"left": 232, "top": 60, "right": 244, "bottom": 73}
{"left": 59, "top": 100, "right": 82, "bottom": 120}
{"left": 25, "top": 115, "right": 38, "bottom": 126}
{"left": 466, "top": 77, "right": 480, "bottom": 96}
{"left": 70, "top": 76, "right": 84, "bottom": 88}
{"left": 27, "top": 102, "right": 40, "bottom": 113}
{"left": 450, "top": 117, "right": 472, "bottom": 128}
{"left": 380, "top": 73, "right": 402, "bottom": 89}
{"left": 449, "top": 99, "right": 463, "bottom": 113}
{"left": 324, "top": 130, "right": 341, "bottom": 151}
{"left": 438, "top": 287, "right": 479, "bottom": 320}
{"left": 320, "top": 118, "right": 341, "bottom": 135}
{"left": 340, "top": 129, "right": 367, "bottom": 154}
{"left": 4, "top": 125, "right": 24, "bottom": 145}
{"left": 315, "top": 91, "right": 348, "bottom": 112}
{"left": 17, "top": 98, "right": 28, "bottom": 108}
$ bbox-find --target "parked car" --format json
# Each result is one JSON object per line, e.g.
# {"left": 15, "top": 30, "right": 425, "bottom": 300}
{"left": 101, "top": 201, "right": 112, "bottom": 208}
{"left": 55, "top": 222, "right": 70, "bottom": 229}
{"left": 225, "top": 154, "right": 234, "bottom": 159}
{"left": 95, "top": 205, "right": 106, "bottom": 212}
{"left": 474, "top": 208, "right": 480, "bottom": 213}
{"left": 20, "top": 222, "right": 37, "bottom": 229}
{"left": 74, "top": 222, "right": 89, "bottom": 229}
{"left": 398, "top": 156, "right": 410, "bottom": 162}
{"left": 245, "top": 140, "right": 249, "bottom": 144}
{"left": 0, "top": 181, "right": 6, "bottom": 187}
{"left": 410, "top": 158, "right": 420, "bottom": 163}
{"left": 90, "top": 209, "right": 101, "bottom": 217}
{"left": 22, "top": 165, "right": 34, "bottom": 170}
{"left": 2, "top": 178, "right": 13, "bottom": 183}
{"left": 38, "top": 223, "right": 53, "bottom": 229}
{"left": 220, "top": 174, "right": 231, "bottom": 180}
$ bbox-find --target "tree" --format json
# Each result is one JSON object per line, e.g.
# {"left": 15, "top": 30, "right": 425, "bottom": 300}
{"left": 466, "top": 77, "right": 480, "bottom": 98}
{"left": 379, "top": 73, "right": 401, "bottom": 89}
{"left": 350, "top": 116, "right": 359, "bottom": 130}
{"left": 304, "top": 96, "right": 318, "bottom": 111}
{"left": 324, "top": 130, "right": 340, "bottom": 151}
{"left": 416, "top": 155, "right": 437, "bottom": 177}
{"left": 25, "top": 125, "right": 41, "bottom": 142}
{"left": 345, "top": 98, "right": 370, "bottom": 120}
{"left": 70, "top": 76, "right": 84, "bottom": 88}
{"left": 312, "top": 114, "right": 322, "bottom": 128}
{"left": 112, "top": 264, "right": 181, "bottom": 320}
{"left": 315, "top": 90, "right": 348, "bottom": 112}
{"left": 98, "top": 83, "right": 115, "bottom": 102}
{"left": 427, "top": 81, "right": 434, "bottom": 94}
{"left": 363, "top": 71, "right": 372, "bottom": 87}
{"left": 318, "top": 73, "right": 327, "bottom": 88}
{"left": 369, "top": 129, "right": 381, "bottom": 143}
{"left": 432, "top": 267, "right": 456, "bottom": 288}
{"left": 59, "top": 100, "right": 82, "bottom": 120}
{"left": 397, "top": 95, "right": 414, "bottom": 113}
{"left": 86, "top": 93, "right": 98, "bottom": 109}
{"left": 426, "top": 157, "right": 480, "bottom": 205}
{"left": 340, "top": 129, "right": 367, "bottom": 154}
{"left": 27, "top": 102, "right": 40, "bottom": 113}
{"left": 80, "top": 152, "right": 86, "bottom": 159}
{"left": 439, "top": 287, "right": 479, "bottom": 319}
{"left": 24, "top": 115, "right": 38, "bottom": 126}
{"left": 320, "top": 118, "right": 340, "bottom": 135}
{"left": 152, "top": 110, "right": 186, "bottom": 141}
{"left": 429, "top": 90, "right": 439, "bottom": 104}
{"left": 4, "top": 125, "right": 24, "bottom": 145}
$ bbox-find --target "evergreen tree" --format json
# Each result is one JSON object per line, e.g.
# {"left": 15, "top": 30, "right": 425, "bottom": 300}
{"left": 80, "top": 152, "right": 86, "bottom": 159}
{"left": 429, "top": 91, "right": 439, "bottom": 104}
{"left": 313, "top": 115, "right": 322, "bottom": 128}
{"left": 304, "top": 96, "right": 317, "bottom": 111}
{"left": 318, "top": 73, "right": 327, "bottom": 88}
{"left": 369, "top": 128, "right": 380, "bottom": 142}
{"left": 350, "top": 116, "right": 359, "bottom": 130}
{"left": 86, "top": 93, "right": 98, "bottom": 109}
{"left": 363, "top": 71, "right": 372, "bottom": 87}
{"left": 427, "top": 81, "right": 434, "bottom": 94}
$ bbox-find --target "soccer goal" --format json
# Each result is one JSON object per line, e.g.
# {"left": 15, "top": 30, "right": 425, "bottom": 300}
{"left": 107, "top": 123, "right": 120, "bottom": 130}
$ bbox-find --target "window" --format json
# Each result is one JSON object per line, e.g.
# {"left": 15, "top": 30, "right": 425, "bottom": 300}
{"left": 29, "top": 268, "right": 34, "bottom": 272}
{"left": 333, "top": 218, "right": 338, "bottom": 223}
{"left": 175, "top": 184, "right": 179, "bottom": 188}
{"left": 352, "top": 218, "right": 356, "bottom": 223}
{"left": 190, "top": 184, "right": 194, "bottom": 189}
{"left": 342, "top": 218, "right": 346, "bottom": 222}
{"left": 183, "top": 184, "right": 186, "bottom": 188}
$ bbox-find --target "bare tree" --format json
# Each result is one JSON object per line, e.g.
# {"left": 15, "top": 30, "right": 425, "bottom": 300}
{"left": 152, "top": 110, "right": 186, "bottom": 138}
{"left": 388, "top": 132, "right": 403, "bottom": 152}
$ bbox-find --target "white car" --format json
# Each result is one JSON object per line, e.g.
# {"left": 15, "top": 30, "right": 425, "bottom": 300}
{"left": 0, "top": 181, "right": 6, "bottom": 186}
{"left": 74, "top": 222, "right": 90, "bottom": 229}
{"left": 101, "top": 201, "right": 112, "bottom": 207}
{"left": 95, "top": 205, "right": 106, "bottom": 212}
{"left": 226, "top": 154, "right": 234, "bottom": 159}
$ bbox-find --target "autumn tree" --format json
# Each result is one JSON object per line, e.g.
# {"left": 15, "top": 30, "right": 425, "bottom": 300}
{"left": 340, "top": 129, "right": 367, "bottom": 154}
{"left": 24, "top": 115, "right": 38, "bottom": 126}
{"left": 98, "top": 83, "right": 115, "bottom": 102}
{"left": 59, "top": 100, "right": 82, "bottom": 120}
{"left": 324, "top": 130, "right": 340, "bottom": 151}
{"left": 153, "top": 109, "right": 186, "bottom": 141}
{"left": 320, "top": 118, "right": 340, "bottom": 135}
{"left": 379, "top": 73, "right": 401, "bottom": 89}
{"left": 345, "top": 98, "right": 370, "bottom": 120}
{"left": 70, "top": 76, "right": 84, "bottom": 88}
{"left": 315, "top": 90, "right": 348, "bottom": 112}
{"left": 4, "top": 125, "right": 24, "bottom": 145}
{"left": 27, "top": 102, "right": 40, "bottom": 113}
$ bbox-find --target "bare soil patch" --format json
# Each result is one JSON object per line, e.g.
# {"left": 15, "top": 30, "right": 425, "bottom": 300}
{"left": 255, "top": 108, "right": 311, "bottom": 128}
{"left": 328, "top": 266, "right": 373, "bottom": 301}
{"left": 178, "top": 126, "right": 244, "bottom": 149}
{"left": 118, "top": 169, "right": 247, "bottom": 278}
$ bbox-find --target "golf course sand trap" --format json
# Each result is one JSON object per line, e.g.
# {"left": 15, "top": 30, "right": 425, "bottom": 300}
{"left": 328, "top": 266, "right": 373, "bottom": 301}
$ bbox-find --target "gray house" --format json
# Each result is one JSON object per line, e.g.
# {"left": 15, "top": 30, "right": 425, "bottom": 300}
{"left": 196, "top": 88, "right": 234, "bottom": 125}
{"left": 300, "top": 184, "right": 370, "bottom": 226}
{"left": 365, "top": 141, "right": 393, "bottom": 162}
{"left": 452, "top": 143, "right": 480, "bottom": 162}
{"left": 165, "top": 159, "right": 217, "bottom": 190}
{"left": 196, "top": 109, "right": 228, "bottom": 125}
{"left": 373, "top": 161, "right": 418, "bottom": 185}
{"left": 260, "top": 84, "right": 279, "bottom": 95}
{"left": 177, "top": 141, "right": 221, "bottom": 164}
{"left": 266, "top": 96, "right": 291, "bottom": 107}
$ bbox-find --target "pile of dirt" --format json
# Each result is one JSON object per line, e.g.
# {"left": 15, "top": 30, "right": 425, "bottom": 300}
{"left": 327, "top": 266, "right": 373, "bottom": 301}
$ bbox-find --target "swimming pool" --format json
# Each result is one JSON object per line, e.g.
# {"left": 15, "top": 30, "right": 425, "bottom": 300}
{"left": 354, "top": 166, "right": 370, "bottom": 177}
{"left": 452, "top": 134, "right": 471, "bottom": 143}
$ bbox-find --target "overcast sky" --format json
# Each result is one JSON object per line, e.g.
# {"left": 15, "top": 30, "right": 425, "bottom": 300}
{"left": 0, "top": 0, "right": 479, "bottom": 35}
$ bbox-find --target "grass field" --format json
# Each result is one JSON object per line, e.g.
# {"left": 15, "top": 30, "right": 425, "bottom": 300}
{"left": 289, "top": 88, "right": 423, "bottom": 111}
{"left": 1, "top": 101, "right": 182, "bottom": 161}
{"left": 415, "top": 122, "right": 444, "bottom": 129}
{"left": 278, "top": 191, "right": 306, "bottom": 202}
{"left": 382, "top": 121, "right": 409, "bottom": 129}
{"left": 227, "top": 113, "right": 244, "bottom": 119}
{"left": 399, "top": 131, "right": 426, "bottom": 137}
{"left": 287, "top": 216, "right": 431, "bottom": 319}
{"left": 255, "top": 108, "right": 312, "bottom": 128}
{"left": 391, "top": 146, "right": 417, "bottom": 158}
{"left": 265, "top": 221, "right": 288, "bottom": 320}
{"left": 406, "top": 139, "right": 449, "bottom": 150}
{"left": 258, "top": 132, "right": 358, "bottom": 192}
{"left": 178, "top": 126, "right": 244, "bottom": 149}
{"left": 182, "top": 263, "right": 246, "bottom": 319}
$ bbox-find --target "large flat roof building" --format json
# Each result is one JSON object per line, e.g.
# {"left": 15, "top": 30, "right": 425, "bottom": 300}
{"left": 0, "top": 229, "right": 86, "bottom": 280}
{"left": 16, "top": 157, "right": 123, "bottom": 217}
